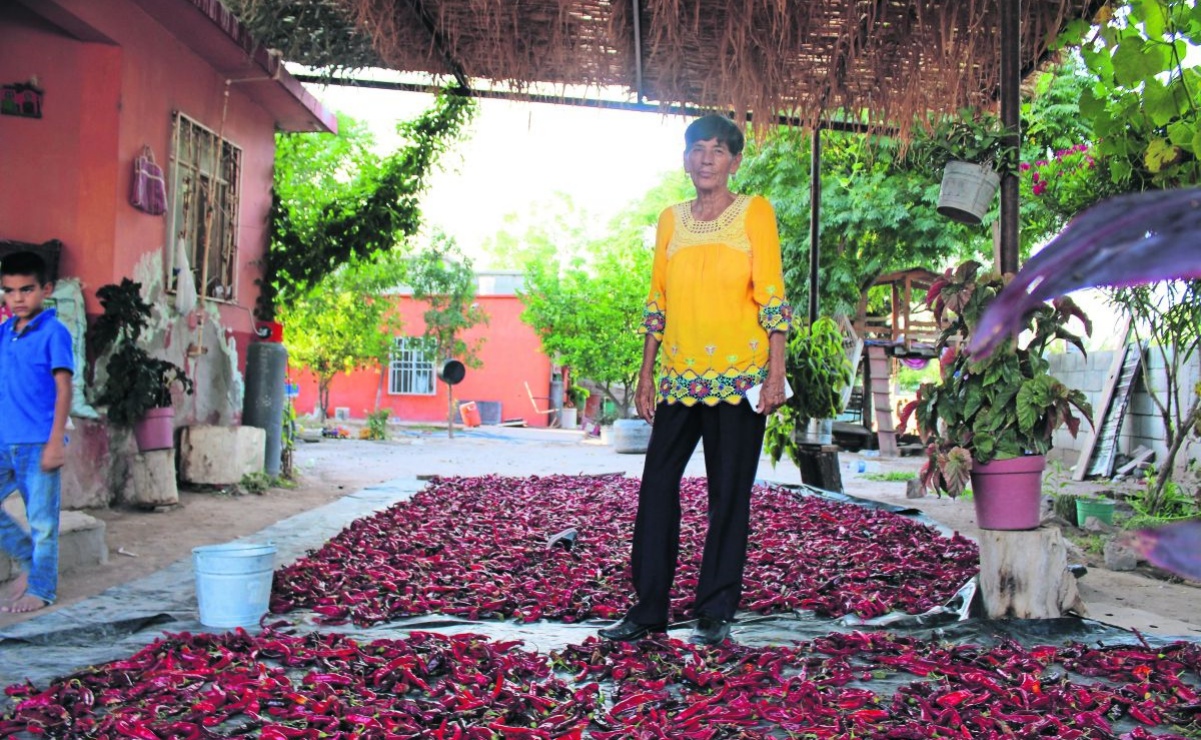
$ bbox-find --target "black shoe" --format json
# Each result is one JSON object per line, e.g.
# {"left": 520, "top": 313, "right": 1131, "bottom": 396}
{"left": 689, "top": 617, "right": 732, "bottom": 646}
{"left": 598, "top": 617, "right": 666, "bottom": 642}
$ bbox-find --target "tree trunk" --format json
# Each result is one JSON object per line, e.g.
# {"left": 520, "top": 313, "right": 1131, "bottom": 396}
{"left": 317, "top": 377, "right": 331, "bottom": 422}
{"left": 1150, "top": 397, "right": 1200, "bottom": 514}
{"left": 978, "top": 526, "right": 1087, "bottom": 619}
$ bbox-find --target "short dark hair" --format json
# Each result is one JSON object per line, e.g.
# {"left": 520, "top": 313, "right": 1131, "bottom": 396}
{"left": 0, "top": 251, "right": 49, "bottom": 285}
{"left": 684, "top": 114, "right": 745, "bottom": 156}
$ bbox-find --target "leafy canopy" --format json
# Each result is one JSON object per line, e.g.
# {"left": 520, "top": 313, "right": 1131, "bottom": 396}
{"left": 407, "top": 232, "right": 488, "bottom": 369}
{"left": 261, "top": 92, "right": 474, "bottom": 320}
{"left": 516, "top": 173, "right": 693, "bottom": 415}
{"left": 278, "top": 252, "right": 408, "bottom": 417}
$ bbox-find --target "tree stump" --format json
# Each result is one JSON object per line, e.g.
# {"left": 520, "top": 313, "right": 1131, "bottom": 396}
{"left": 978, "top": 525, "right": 1087, "bottom": 619}
{"left": 797, "top": 444, "right": 842, "bottom": 492}
{"left": 125, "top": 449, "right": 179, "bottom": 509}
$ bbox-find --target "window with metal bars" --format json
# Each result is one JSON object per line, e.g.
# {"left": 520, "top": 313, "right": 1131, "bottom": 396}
{"left": 389, "top": 336, "right": 437, "bottom": 395}
{"left": 167, "top": 112, "right": 242, "bottom": 301}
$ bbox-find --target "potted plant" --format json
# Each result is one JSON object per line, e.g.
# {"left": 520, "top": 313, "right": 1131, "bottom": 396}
{"left": 899, "top": 261, "right": 1092, "bottom": 530}
{"left": 560, "top": 385, "right": 589, "bottom": 430}
{"left": 89, "top": 278, "right": 194, "bottom": 452}
{"left": 910, "top": 111, "right": 1020, "bottom": 225}
{"left": 765, "top": 316, "right": 854, "bottom": 468}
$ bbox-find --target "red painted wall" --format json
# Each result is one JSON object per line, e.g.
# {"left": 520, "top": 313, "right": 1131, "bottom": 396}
{"left": 0, "top": 0, "right": 277, "bottom": 345}
{"left": 290, "top": 294, "right": 557, "bottom": 427}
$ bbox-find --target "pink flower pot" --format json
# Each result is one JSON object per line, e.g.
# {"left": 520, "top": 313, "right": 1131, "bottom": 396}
{"left": 970, "top": 454, "right": 1045, "bottom": 530}
{"left": 133, "top": 406, "right": 176, "bottom": 452}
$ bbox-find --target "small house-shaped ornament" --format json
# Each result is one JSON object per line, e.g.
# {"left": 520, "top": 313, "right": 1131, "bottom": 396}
{"left": 1, "top": 82, "right": 44, "bottom": 119}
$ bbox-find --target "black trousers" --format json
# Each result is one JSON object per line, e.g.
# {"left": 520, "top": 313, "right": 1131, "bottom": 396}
{"left": 625, "top": 400, "right": 766, "bottom": 624}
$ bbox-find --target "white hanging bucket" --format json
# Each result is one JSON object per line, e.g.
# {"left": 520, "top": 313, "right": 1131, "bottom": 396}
{"left": 937, "top": 161, "right": 1001, "bottom": 224}
{"left": 192, "top": 542, "right": 277, "bottom": 629}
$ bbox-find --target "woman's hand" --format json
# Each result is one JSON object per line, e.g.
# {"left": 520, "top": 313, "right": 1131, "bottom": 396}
{"left": 635, "top": 375, "right": 657, "bottom": 424}
{"left": 757, "top": 374, "right": 788, "bottom": 415}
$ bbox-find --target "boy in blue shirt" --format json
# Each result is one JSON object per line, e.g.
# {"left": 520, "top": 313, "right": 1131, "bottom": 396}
{"left": 0, "top": 251, "right": 74, "bottom": 614}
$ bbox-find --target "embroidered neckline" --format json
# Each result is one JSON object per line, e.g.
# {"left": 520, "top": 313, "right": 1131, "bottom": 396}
{"left": 677, "top": 194, "right": 751, "bottom": 235}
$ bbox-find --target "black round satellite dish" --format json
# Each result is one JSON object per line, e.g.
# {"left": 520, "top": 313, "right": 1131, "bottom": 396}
{"left": 437, "top": 358, "right": 466, "bottom": 385}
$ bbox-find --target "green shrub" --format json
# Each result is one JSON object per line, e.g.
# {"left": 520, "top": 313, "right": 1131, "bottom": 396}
{"left": 365, "top": 409, "right": 391, "bottom": 440}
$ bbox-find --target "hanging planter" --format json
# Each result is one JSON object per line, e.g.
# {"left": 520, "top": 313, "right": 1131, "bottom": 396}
{"left": 937, "top": 161, "right": 1001, "bottom": 225}
{"left": 906, "top": 111, "right": 1018, "bottom": 225}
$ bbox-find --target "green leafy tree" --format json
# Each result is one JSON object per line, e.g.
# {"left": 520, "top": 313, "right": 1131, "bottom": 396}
{"left": 409, "top": 233, "right": 487, "bottom": 367}
{"left": 279, "top": 253, "right": 408, "bottom": 420}
{"left": 737, "top": 130, "right": 990, "bottom": 318}
{"left": 479, "top": 192, "right": 591, "bottom": 270}
{"left": 262, "top": 91, "right": 474, "bottom": 319}
{"left": 518, "top": 173, "right": 693, "bottom": 416}
{"left": 1108, "top": 281, "right": 1201, "bottom": 515}
{"left": 407, "top": 233, "right": 489, "bottom": 435}
{"left": 1059, "top": 0, "right": 1201, "bottom": 192}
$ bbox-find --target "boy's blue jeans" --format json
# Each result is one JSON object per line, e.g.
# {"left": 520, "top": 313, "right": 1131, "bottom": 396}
{"left": 0, "top": 443, "right": 61, "bottom": 605}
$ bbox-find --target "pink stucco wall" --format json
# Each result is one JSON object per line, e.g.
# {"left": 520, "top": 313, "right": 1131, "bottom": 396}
{"left": 0, "top": 0, "right": 276, "bottom": 341}
{"left": 290, "top": 295, "right": 556, "bottom": 427}
{"left": 2, "top": 1, "right": 327, "bottom": 507}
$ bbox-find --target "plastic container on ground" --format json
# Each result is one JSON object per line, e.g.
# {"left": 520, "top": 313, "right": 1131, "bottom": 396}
{"left": 1076, "top": 497, "right": 1115, "bottom": 525}
{"left": 459, "top": 401, "right": 482, "bottom": 428}
{"left": 192, "top": 542, "right": 277, "bottom": 629}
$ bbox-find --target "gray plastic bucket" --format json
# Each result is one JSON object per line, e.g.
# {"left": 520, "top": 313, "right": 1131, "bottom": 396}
{"left": 192, "top": 542, "right": 277, "bottom": 628}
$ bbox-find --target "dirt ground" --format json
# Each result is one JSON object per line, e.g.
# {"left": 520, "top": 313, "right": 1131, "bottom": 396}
{"left": 2, "top": 423, "right": 1197, "bottom": 636}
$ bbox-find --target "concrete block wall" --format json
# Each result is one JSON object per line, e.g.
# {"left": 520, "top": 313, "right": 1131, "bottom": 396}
{"left": 1048, "top": 346, "right": 1200, "bottom": 473}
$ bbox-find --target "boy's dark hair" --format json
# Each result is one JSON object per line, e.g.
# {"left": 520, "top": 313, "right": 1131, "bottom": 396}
{"left": 684, "top": 114, "right": 745, "bottom": 156}
{"left": 0, "top": 251, "right": 49, "bottom": 285}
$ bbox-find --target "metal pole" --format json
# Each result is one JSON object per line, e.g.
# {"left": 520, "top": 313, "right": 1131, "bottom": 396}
{"left": 999, "top": 0, "right": 1021, "bottom": 275}
{"left": 630, "top": 0, "right": 644, "bottom": 102}
{"left": 808, "top": 125, "right": 822, "bottom": 324}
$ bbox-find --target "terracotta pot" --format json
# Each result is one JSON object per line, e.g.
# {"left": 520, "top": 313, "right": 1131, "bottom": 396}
{"left": 970, "top": 454, "right": 1045, "bottom": 530}
{"left": 133, "top": 406, "right": 175, "bottom": 452}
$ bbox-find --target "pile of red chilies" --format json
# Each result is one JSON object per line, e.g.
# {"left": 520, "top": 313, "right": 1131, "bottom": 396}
{"left": 4, "top": 627, "right": 1199, "bottom": 738}
{"left": 1, "top": 627, "right": 599, "bottom": 740}
{"left": 270, "top": 475, "right": 979, "bottom": 626}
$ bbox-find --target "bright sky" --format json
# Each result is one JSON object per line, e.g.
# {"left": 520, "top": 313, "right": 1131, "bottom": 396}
{"left": 304, "top": 84, "right": 692, "bottom": 260}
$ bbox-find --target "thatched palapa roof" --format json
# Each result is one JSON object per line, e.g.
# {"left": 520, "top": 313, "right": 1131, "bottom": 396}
{"left": 231, "top": 0, "right": 1099, "bottom": 136}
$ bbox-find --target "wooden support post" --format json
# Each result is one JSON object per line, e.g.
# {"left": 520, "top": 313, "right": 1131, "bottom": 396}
{"left": 978, "top": 526, "right": 1087, "bottom": 619}
{"left": 797, "top": 443, "right": 842, "bottom": 492}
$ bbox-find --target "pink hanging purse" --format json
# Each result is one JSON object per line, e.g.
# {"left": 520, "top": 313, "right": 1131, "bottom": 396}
{"left": 130, "top": 146, "right": 167, "bottom": 215}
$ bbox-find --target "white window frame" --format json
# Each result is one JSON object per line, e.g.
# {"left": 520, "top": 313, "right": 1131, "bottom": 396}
{"left": 166, "top": 111, "right": 243, "bottom": 302}
{"left": 389, "top": 336, "right": 437, "bottom": 396}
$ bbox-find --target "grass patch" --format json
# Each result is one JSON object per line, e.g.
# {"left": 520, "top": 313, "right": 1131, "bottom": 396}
{"left": 860, "top": 472, "right": 917, "bottom": 482}
{"left": 1064, "top": 530, "right": 1106, "bottom": 558}
{"left": 238, "top": 472, "right": 296, "bottom": 495}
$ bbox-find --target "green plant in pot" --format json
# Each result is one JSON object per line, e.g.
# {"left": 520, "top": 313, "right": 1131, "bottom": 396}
{"left": 88, "top": 278, "right": 194, "bottom": 452}
{"left": 566, "top": 385, "right": 589, "bottom": 410}
{"left": 909, "top": 110, "right": 1020, "bottom": 225}
{"left": 765, "top": 316, "right": 854, "bottom": 468}
{"left": 899, "top": 261, "right": 1092, "bottom": 530}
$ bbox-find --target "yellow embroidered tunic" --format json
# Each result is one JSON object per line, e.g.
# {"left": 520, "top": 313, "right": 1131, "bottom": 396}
{"left": 641, "top": 193, "right": 793, "bottom": 406}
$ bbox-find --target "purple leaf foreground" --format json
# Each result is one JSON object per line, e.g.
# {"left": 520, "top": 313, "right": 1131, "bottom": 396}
{"left": 1124, "top": 520, "right": 1201, "bottom": 583}
{"left": 969, "top": 188, "right": 1201, "bottom": 358}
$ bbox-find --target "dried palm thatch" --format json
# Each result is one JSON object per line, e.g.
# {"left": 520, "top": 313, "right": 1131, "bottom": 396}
{"left": 231, "top": 0, "right": 1099, "bottom": 139}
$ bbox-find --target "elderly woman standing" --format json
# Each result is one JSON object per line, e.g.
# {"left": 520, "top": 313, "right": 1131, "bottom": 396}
{"left": 599, "top": 114, "right": 792, "bottom": 646}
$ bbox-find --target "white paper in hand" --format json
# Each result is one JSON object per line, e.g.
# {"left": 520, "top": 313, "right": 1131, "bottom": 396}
{"left": 745, "top": 379, "right": 794, "bottom": 413}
